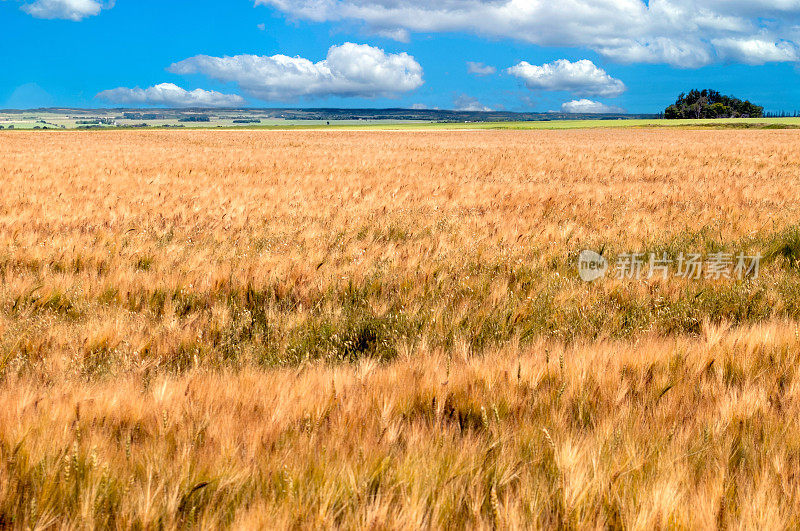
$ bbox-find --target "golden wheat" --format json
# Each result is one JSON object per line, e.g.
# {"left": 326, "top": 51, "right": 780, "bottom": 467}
{"left": 2, "top": 129, "right": 800, "bottom": 528}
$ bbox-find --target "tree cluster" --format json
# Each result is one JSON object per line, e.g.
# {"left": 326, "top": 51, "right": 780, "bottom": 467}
{"left": 664, "top": 89, "right": 763, "bottom": 119}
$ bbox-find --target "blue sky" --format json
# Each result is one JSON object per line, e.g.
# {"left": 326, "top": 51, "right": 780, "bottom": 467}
{"left": 3, "top": 0, "right": 800, "bottom": 113}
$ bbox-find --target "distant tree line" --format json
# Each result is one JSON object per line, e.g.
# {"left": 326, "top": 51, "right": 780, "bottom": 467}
{"left": 178, "top": 115, "right": 211, "bottom": 122}
{"left": 76, "top": 118, "right": 115, "bottom": 125}
{"left": 664, "top": 89, "right": 763, "bottom": 119}
{"left": 123, "top": 112, "right": 165, "bottom": 120}
{"left": 764, "top": 111, "right": 800, "bottom": 118}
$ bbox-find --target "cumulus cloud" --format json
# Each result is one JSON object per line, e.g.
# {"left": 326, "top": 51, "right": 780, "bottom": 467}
{"left": 467, "top": 62, "right": 496, "bottom": 76}
{"left": 96, "top": 83, "right": 246, "bottom": 107}
{"left": 257, "top": 0, "right": 800, "bottom": 67}
{"left": 712, "top": 37, "right": 799, "bottom": 64}
{"left": 454, "top": 94, "right": 492, "bottom": 112}
{"left": 561, "top": 99, "right": 625, "bottom": 113}
{"left": 21, "top": 0, "right": 111, "bottom": 20}
{"left": 594, "top": 38, "right": 715, "bottom": 69}
{"left": 168, "top": 43, "right": 423, "bottom": 101}
{"left": 507, "top": 59, "right": 626, "bottom": 98}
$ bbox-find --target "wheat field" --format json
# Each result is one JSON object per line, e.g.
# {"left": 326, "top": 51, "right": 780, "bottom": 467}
{"left": 2, "top": 129, "right": 800, "bottom": 528}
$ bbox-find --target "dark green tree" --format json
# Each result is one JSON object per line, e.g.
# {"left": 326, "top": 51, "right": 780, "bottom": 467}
{"left": 664, "top": 89, "right": 763, "bottom": 119}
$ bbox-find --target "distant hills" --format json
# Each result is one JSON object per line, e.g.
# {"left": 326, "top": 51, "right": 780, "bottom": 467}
{"left": 0, "top": 107, "right": 659, "bottom": 123}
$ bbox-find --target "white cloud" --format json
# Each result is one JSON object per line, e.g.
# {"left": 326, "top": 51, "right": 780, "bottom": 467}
{"left": 712, "top": 37, "right": 799, "bottom": 64}
{"left": 595, "top": 38, "right": 716, "bottom": 69}
{"left": 258, "top": 0, "right": 800, "bottom": 67}
{"left": 507, "top": 59, "right": 626, "bottom": 98}
{"left": 467, "top": 62, "right": 496, "bottom": 76}
{"left": 21, "top": 0, "right": 110, "bottom": 20}
{"left": 375, "top": 28, "right": 411, "bottom": 42}
{"left": 96, "top": 83, "right": 246, "bottom": 107}
{"left": 454, "top": 94, "right": 492, "bottom": 111}
{"left": 168, "top": 43, "right": 423, "bottom": 101}
{"left": 561, "top": 99, "right": 625, "bottom": 113}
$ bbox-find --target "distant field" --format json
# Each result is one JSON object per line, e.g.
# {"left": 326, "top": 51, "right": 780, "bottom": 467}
{"left": 0, "top": 113, "right": 431, "bottom": 130}
{"left": 3, "top": 129, "right": 800, "bottom": 528}
{"left": 318, "top": 117, "right": 800, "bottom": 130}
{"left": 3, "top": 110, "right": 800, "bottom": 130}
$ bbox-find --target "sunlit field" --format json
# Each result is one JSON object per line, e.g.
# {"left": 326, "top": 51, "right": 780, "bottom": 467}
{"left": 3, "top": 129, "right": 800, "bottom": 528}
{"left": 3, "top": 112, "right": 800, "bottom": 130}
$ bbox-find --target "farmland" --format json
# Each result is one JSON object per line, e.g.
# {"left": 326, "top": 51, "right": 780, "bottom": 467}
{"left": 2, "top": 129, "right": 800, "bottom": 527}
{"left": 3, "top": 109, "right": 800, "bottom": 131}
